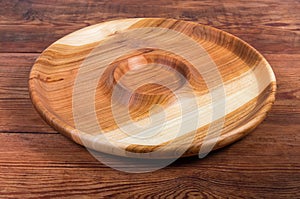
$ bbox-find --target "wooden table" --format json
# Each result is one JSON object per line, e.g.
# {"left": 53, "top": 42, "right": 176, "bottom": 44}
{"left": 1, "top": 1, "right": 299, "bottom": 198}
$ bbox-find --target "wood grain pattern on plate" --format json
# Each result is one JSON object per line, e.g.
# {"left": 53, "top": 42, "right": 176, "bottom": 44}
{"left": 29, "top": 18, "right": 276, "bottom": 158}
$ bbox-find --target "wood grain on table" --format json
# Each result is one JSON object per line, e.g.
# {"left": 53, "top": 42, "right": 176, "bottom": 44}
{"left": 0, "top": 0, "right": 299, "bottom": 198}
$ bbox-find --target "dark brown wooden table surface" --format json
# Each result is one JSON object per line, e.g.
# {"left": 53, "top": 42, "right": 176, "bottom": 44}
{"left": 1, "top": 0, "right": 299, "bottom": 198}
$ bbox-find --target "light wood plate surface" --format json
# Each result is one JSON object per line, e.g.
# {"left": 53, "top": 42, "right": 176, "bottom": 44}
{"left": 29, "top": 18, "right": 276, "bottom": 159}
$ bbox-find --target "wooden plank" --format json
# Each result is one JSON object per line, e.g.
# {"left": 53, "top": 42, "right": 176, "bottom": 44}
{"left": 0, "top": 126, "right": 298, "bottom": 198}
{"left": 264, "top": 53, "right": 300, "bottom": 127}
{"left": 0, "top": 0, "right": 299, "bottom": 53}
{"left": 1, "top": 0, "right": 299, "bottom": 26}
{"left": 0, "top": 53, "right": 56, "bottom": 133}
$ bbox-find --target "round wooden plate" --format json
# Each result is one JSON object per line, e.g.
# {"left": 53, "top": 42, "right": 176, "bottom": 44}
{"left": 29, "top": 18, "right": 276, "bottom": 159}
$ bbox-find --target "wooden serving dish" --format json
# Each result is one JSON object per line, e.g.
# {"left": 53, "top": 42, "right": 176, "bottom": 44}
{"left": 29, "top": 18, "right": 276, "bottom": 159}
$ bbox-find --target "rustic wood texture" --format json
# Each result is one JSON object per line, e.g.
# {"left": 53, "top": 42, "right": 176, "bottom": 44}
{"left": 0, "top": 0, "right": 299, "bottom": 198}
